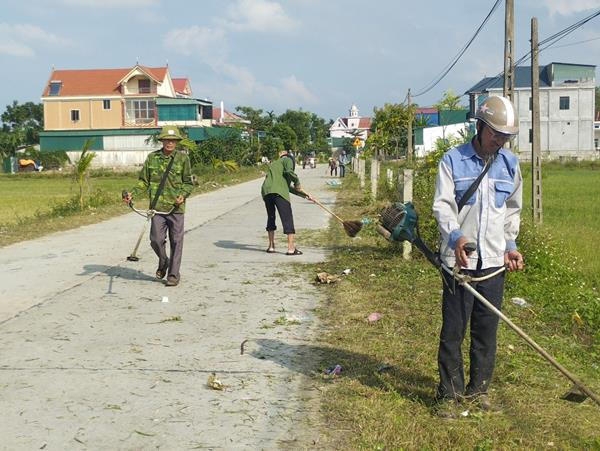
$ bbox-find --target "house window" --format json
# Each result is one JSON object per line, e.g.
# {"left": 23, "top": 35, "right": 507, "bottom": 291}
{"left": 138, "top": 79, "right": 151, "bottom": 94}
{"left": 529, "top": 97, "right": 532, "bottom": 111}
{"left": 71, "top": 110, "right": 80, "bottom": 122}
{"left": 559, "top": 96, "right": 570, "bottom": 110}
{"left": 103, "top": 99, "right": 111, "bottom": 110}
{"left": 125, "top": 99, "right": 156, "bottom": 124}
{"left": 529, "top": 128, "right": 533, "bottom": 143}
{"left": 49, "top": 81, "right": 62, "bottom": 96}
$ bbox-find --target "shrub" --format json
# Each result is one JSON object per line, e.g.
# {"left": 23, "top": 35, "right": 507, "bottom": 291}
{"left": 39, "top": 151, "right": 70, "bottom": 170}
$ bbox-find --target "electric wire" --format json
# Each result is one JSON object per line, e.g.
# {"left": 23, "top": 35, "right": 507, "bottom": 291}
{"left": 412, "top": 0, "right": 503, "bottom": 98}
{"left": 474, "top": 8, "right": 600, "bottom": 92}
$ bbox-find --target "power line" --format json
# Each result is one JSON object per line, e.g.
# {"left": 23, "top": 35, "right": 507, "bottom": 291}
{"left": 476, "top": 8, "right": 600, "bottom": 92}
{"left": 549, "top": 35, "right": 600, "bottom": 49}
{"left": 413, "top": 0, "right": 503, "bottom": 98}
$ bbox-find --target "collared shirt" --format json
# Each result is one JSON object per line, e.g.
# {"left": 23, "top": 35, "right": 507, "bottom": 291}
{"left": 261, "top": 155, "right": 303, "bottom": 201}
{"left": 433, "top": 141, "right": 522, "bottom": 269}
{"left": 132, "top": 149, "right": 193, "bottom": 213}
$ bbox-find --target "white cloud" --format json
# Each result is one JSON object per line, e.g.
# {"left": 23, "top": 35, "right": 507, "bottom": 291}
{"left": 0, "top": 40, "right": 34, "bottom": 57}
{"left": 60, "top": 0, "right": 158, "bottom": 6}
{"left": 163, "top": 26, "right": 228, "bottom": 62}
{"left": 211, "top": 61, "right": 317, "bottom": 109}
{"left": 222, "top": 0, "right": 298, "bottom": 32}
{"left": 0, "top": 23, "right": 71, "bottom": 57}
{"left": 543, "top": 0, "right": 600, "bottom": 16}
{"left": 280, "top": 75, "right": 318, "bottom": 104}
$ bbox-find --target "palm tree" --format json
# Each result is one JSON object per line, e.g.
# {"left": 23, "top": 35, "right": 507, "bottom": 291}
{"left": 74, "top": 139, "right": 96, "bottom": 211}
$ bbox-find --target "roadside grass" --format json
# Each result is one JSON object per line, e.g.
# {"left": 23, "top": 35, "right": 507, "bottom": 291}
{"left": 308, "top": 168, "right": 600, "bottom": 449}
{"left": 521, "top": 162, "right": 600, "bottom": 288}
{"left": 0, "top": 165, "right": 265, "bottom": 247}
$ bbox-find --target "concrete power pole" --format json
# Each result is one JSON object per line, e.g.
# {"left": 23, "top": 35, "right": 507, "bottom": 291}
{"left": 407, "top": 89, "right": 413, "bottom": 163}
{"left": 531, "top": 17, "right": 543, "bottom": 224}
{"left": 503, "top": 0, "right": 515, "bottom": 101}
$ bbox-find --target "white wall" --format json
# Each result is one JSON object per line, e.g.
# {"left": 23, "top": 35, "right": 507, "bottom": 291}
{"left": 493, "top": 86, "right": 595, "bottom": 159}
{"left": 414, "top": 123, "right": 469, "bottom": 158}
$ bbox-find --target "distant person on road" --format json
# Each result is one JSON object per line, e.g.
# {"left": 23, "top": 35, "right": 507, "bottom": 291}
{"left": 328, "top": 157, "right": 338, "bottom": 177}
{"left": 123, "top": 125, "right": 194, "bottom": 287}
{"left": 261, "top": 149, "right": 312, "bottom": 255}
{"left": 432, "top": 95, "right": 524, "bottom": 417}
{"left": 338, "top": 151, "right": 349, "bottom": 177}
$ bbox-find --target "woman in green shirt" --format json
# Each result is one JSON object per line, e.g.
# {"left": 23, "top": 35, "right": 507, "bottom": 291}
{"left": 261, "top": 150, "right": 312, "bottom": 255}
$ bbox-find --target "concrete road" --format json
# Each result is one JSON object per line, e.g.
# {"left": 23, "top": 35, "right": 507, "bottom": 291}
{"left": 0, "top": 165, "right": 339, "bottom": 450}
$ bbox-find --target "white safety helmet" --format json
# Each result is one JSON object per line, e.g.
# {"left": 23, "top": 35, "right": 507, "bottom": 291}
{"left": 475, "top": 95, "right": 518, "bottom": 135}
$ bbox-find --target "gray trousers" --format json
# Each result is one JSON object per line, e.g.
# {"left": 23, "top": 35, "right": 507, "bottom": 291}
{"left": 436, "top": 267, "right": 505, "bottom": 400}
{"left": 150, "top": 213, "right": 185, "bottom": 279}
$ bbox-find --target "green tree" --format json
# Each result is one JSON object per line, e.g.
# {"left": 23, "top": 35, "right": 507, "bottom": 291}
{"left": 270, "top": 123, "right": 297, "bottom": 151}
{"left": 277, "top": 109, "right": 311, "bottom": 151}
{"left": 367, "top": 103, "right": 412, "bottom": 159}
{"left": 235, "top": 106, "right": 273, "bottom": 134}
{"left": 434, "top": 89, "right": 463, "bottom": 110}
{"left": 1, "top": 101, "right": 44, "bottom": 145}
{"left": 73, "top": 139, "right": 97, "bottom": 211}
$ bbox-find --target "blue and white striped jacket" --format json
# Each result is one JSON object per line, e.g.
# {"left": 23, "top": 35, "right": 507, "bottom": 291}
{"left": 433, "top": 141, "right": 522, "bottom": 270}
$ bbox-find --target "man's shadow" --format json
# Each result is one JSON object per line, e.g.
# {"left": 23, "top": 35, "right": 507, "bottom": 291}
{"left": 79, "top": 264, "right": 156, "bottom": 281}
{"left": 79, "top": 264, "right": 157, "bottom": 294}
{"left": 243, "top": 338, "right": 437, "bottom": 406}
{"left": 214, "top": 240, "right": 266, "bottom": 253}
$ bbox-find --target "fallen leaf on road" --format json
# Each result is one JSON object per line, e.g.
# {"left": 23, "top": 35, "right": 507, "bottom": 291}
{"left": 207, "top": 373, "right": 226, "bottom": 390}
{"left": 316, "top": 272, "right": 340, "bottom": 284}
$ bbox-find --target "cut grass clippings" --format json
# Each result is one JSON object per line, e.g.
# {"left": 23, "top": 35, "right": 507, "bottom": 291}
{"left": 307, "top": 171, "right": 600, "bottom": 450}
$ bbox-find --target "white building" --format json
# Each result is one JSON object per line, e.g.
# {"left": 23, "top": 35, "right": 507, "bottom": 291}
{"left": 466, "top": 62, "right": 597, "bottom": 160}
{"left": 330, "top": 105, "right": 371, "bottom": 142}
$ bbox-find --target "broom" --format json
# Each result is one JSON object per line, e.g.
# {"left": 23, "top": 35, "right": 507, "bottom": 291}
{"left": 309, "top": 196, "right": 363, "bottom": 237}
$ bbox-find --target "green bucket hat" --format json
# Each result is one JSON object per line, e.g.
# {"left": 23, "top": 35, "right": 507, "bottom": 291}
{"left": 157, "top": 125, "right": 184, "bottom": 141}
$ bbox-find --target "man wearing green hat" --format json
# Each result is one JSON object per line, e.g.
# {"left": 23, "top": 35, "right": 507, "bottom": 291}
{"left": 123, "top": 125, "right": 194, "bottom": 286}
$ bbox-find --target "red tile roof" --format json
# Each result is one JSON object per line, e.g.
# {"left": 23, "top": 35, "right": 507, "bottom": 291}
{"left": 42, "top": 66, "right": 169, "bottom": 97}
{"left": 172, "top": 78, "right": 191, "bottom": 95}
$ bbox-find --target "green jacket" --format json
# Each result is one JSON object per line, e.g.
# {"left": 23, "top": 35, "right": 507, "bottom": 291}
{"left": 131, "top": 149, "right": 194, "bottom": 213}
{"left": 261, "top": 155, "right": 304, "bottom": 201}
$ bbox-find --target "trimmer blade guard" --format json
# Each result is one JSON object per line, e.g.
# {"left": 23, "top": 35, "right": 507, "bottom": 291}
{"left": 379, "top": 202, "right": 418, "bottom": 243}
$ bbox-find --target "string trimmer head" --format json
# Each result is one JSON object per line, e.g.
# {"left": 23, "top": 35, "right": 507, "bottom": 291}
{"left": 378, "top": 201, "right": 442, "bottom": 269}
{"left": 379, "top": 201, "right": 418, "bottom": 243}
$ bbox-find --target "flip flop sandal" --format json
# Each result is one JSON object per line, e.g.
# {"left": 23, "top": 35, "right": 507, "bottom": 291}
{"left": 286, "top": 248, "right": 303, "bottom": 255}
{"left": 266, "top": 248, "right": 276, "bottom": 253}
{"left": 156, "top": 258, "right": 169, "bottom": 279}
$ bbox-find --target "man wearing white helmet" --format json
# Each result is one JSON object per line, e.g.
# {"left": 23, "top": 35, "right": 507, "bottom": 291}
{"left": 432, "top": 95, "right": 525, "bottom": 417}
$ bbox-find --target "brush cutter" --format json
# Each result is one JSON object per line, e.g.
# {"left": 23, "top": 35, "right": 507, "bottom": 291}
{"left": 377, "top": 201, "right": 600, "bottom": 407}
{"left": 309, "top": 196, "right": 363, "bottom": 237}
{"left": 122, "top": 191, "right": 173, "bottom": 262}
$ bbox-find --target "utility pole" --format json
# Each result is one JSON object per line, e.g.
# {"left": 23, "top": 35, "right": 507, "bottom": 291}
{"left": 531, "top": 17, "right": 543, "bottom": 224}
{"left": 504, "top": 0, "right": 515, "bottom": 150}
{"left": 503, "top": 0, "right": 515, "bottom": 101}
{"left": 406, "top": 88, "right": 413, "bottom": 163}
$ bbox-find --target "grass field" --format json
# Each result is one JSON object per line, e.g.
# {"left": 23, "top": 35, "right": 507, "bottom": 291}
{"left": 522, "top": 164, "right": 600, "bottom": 286}
{"left": 307, "top": 163, "right": 600, "bottom": 449}
{"left": 0, "top": 166, "right": 264, "bottom": 247}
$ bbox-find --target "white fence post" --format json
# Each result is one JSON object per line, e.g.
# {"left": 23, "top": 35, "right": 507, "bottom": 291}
{"left": 401, "top": 169, "right": 414, "bottom": 260}
{"left": 370, "top": 159, "right": 380, "bottom": 200}
{"left": 359, "top": 159, "right": 366, "bottom": 188}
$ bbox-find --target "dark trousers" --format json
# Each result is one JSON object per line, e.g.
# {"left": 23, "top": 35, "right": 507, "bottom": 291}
{"left": 339, "top": 164, "right": 346, "bottom": 177}
{"left": 150, "top": 213, "right": 185, "bottom": 279}
{"left": 437, "top": 267, "right": 505, "bottom": 400}
{"left": 264, "top": 194, "right": 295, "bottom": 234}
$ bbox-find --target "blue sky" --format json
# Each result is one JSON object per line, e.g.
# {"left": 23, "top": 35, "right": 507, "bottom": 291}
{"left": 1, "top": 0, "right": 599, "bottom": 122}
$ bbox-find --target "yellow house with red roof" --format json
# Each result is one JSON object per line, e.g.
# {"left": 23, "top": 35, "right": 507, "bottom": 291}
{"left": 40, "top": 64, "right": 221, "bottom": 167}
